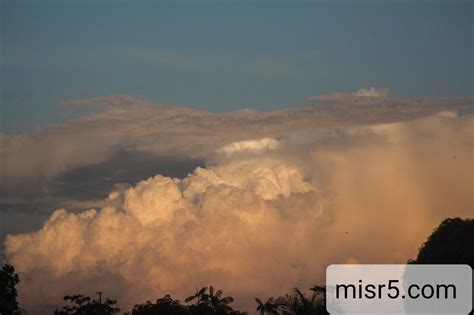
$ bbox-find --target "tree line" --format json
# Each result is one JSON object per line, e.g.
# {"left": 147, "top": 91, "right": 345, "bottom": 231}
{"left": 1, "top": 217, "right": 472, "bottom": 315}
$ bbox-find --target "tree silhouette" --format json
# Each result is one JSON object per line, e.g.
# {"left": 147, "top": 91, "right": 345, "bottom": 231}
{"left": 207, "top": 286, "right": 235, "bottom": 314}
{"left": 185, "top": 287, "right": 208, "bottom": 306}
{"left": 276, "top": 287, "right": 328, "bottom": 315}
{"left": 185, "top": 287, "right": 214, "bottom": 315}
{"left": 54, "top": 294, "right": 120, "bottom": 315}
{"left": 409, "top": 217, "right": 474, "bottom": 267}
{"left": 254, "top": 297, "right": 279, "bottom": 315}
{"left": 185, "top": 286, "right": 243, "bottom": 315}
{"left": 0, "top": 264, "right": 20, "bottom": 315}
{"left": 309, "top": 286, "right": 326, "bottom": 314}
{"left": 131, "top": 294, "right": 188, "bottom": 315}
{"left": 408, "top": 217, "right": 474, "bottom": 315}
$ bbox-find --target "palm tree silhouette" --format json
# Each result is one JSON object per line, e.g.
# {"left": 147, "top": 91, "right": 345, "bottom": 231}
{"left": 185, "top": 287, "right": 208, "bottom": 305}
{"left": 277, "top": 287, "right": 328, "bottom": 315}
{"left": 208, "top": 286, "right": 234, "bottom": 313}
{"left": 254, "top": 297, "right": 279, "bottom": 315}
{"left": 185, "top": 286, "right": 236, "bottom": 314}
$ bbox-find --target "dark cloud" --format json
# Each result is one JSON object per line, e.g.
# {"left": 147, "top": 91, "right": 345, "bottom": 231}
{"left": 55, "top": 151, "right": 203, "bottom": 201}
{"left": 0, "top": 149, "right": 202, "bottom": 240}
{"left": 0, "top": 93, "right": 472, "bottom": 235}
{"left": 0, "top": 150, "right": 202, "bottom": 211}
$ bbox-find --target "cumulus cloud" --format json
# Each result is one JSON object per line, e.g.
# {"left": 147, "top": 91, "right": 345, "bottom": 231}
{"left": 4, "top": 105, "right": 473, "bottom": 314}
{"left": 1, "top": 93, "right": 471, "bottom": 210}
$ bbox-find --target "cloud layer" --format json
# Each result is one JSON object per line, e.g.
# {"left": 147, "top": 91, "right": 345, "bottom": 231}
{"left": 3, "top": 93, "right": 473, "bottom": 313}
{"left": 308, "top": 86, "right": 389, "bottom": 101}
{"left": 1, "top": 92, "right": 471, "bottom": 213}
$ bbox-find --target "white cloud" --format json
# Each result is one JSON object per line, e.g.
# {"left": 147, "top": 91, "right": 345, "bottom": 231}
{"left": 308, "top": 87, "right": 389, "bottom": 100}
{"left": 354, "top": 87, "right": 389, "bottom": 98}
{"left": 4, "top": 105, "right": 473, "bottom": 314}
{"left": 219, "top": 137, "right": 280, "bottom": 155}
{"left": 2, "top": 93, "right": 469, "bottom": 202}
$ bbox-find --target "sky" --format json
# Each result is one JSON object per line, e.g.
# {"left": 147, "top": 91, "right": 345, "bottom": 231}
{"left": 0, "top": 1, "right": 473, "bottom": 314}
{"left": 1, "top": 0, "right": 472, "bottom": 132}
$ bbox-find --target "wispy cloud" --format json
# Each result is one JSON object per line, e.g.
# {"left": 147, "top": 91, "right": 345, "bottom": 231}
{"left": 60, "top": 94, "right": 142, "bottom": 108}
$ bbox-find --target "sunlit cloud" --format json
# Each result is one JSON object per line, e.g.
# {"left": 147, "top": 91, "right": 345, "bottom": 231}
{"left": 3, "top": 93, "right": 473, "bottom": 313}
{"left": 1, "top": 91, "right": 470, "bottom": 209}
{"left": 308, "top": 87, "right": 388, "bottom": 101}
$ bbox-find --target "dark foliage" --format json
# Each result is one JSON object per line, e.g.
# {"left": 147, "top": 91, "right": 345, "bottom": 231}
{"left": 274, "top": 286, "right": 328, "bottom": 315}
{"left": 0, "top": 264, "right": 21, "bottom": 315}
{"left": 54, "top": 294, "right": 120, "bottom": 315}
{"left": 185, "top": 286, "right": 244, "bottom": 315}
{"left": 408, "top": 217, "right": 474, "bottom": 314}
{"left": 130, "top": 286, "right": 246, "bottom": 315}
{"left": 409, "top": 217, "right": 474, "bottom": 267}
{"left": 131, "top": 295, "right": 188, "bottom": 315}
{"left": 255, "top": 297, "right": 279, "bottom": 315}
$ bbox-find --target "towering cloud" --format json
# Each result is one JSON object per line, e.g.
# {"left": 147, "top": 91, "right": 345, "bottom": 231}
{"left": 3, "top": 93, "right": 473, "bottom": 314}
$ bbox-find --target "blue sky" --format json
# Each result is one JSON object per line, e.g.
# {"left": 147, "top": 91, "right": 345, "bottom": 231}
{"left": 1, "top": 0, "right": 472, "bottom": 131}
